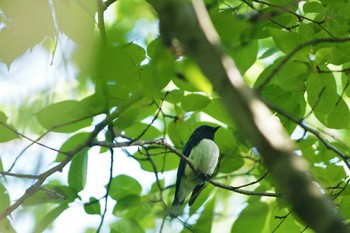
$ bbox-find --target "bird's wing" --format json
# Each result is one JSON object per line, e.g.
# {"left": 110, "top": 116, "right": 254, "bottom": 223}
{"left": 173, "top": 137, "right": 194, "bottom": 203}
{"left": 188, "top": 182, "right": 206, "bottom": 206}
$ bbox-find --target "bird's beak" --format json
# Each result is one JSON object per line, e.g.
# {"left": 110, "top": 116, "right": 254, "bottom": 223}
{"left": 214, "top": 126, "right": 220, "bottom": 132}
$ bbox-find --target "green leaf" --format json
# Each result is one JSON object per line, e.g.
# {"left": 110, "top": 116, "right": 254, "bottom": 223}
{"left": 110, "top": 218, "right": 145, "bottom": 233}
{"left": 68, "top": 148, "right": 89, "bottom": 193}
{"left": 311, "top": 165, "right": 346, "bottom": 187}
{"left": 124, "top": 122, "right": 162, "bottom": 140}
{"left": 190, "top": 198, "right": 215, "bottom": 233}
{"left": 167, "top": 120, "right": 192, "bottom": 147}
{"left": 147, "top": 38, "right": 161, "bottom": 59}
{"left": 0, "top": 27, "right": 28, "bottom": 66}
{"left": 0, "top": 112, "right": 19, "bottom": 143}
{"left": 113, "top": 195, "right": 141, "bottom": 213}
{"left": 303, "top": 2, "right": 324, "bottom": 13}
{"left": 113, "top": 196, "right": 155, "bottom": 228}
{"left": 215, "top": 127, "right": 237, "bottom": 151}
{"left": 218, "top": 151, "right": 244, "bottom": 174}
{"left": 134, "top": 147, "right": 178, "bottom": 172}
{"left": 298, "top": 136, "right": 318, "bottom": 164}
{"left": 36, "top": 100, "right": 92, "bottom": 133}
{"left": 267, "top": 204, "right": 303, "bottom": 232}
{"left": 109, "top": 175, "right": 142, "bottom": 201}
{"left": 181, "top": 94, "right": 210, "bottom": 112}
{"left": 275, "top": 61, "right": 309, "bottom": 90}
{"left": 268, "top": 28, "right": 308, "bottom": 60}
{"left": 84, "top": 197, "right": 101, "bottom": 215}
{"left": 306, "top": 73, "right": 350, "bottom": 129}
{"left": 78, "top": 92, "right": 107, "bottom": 116}
{"left": 47, "top": 184, "right": 78, "bottom": 203}
{"left": 98, "top": 46, "right": 139, "bottom": 88}
{"left": 34, "top": 204, "right": 68, "bottom": 233}
{"left": 338, "top": 195, "right": 350, "bottom": 220}
{"left": 0, "top": 159, "right": 4, "bottom": 173}
{"left": 231, "top": 201, "right": 269, "bottom": 233}
{"left": 189, "top": 184, "right": 214, "bottom": 215}
{"left": 0, "top": 217, "right": 15, "bottom": 233}
{"left": 0, "top": 0, "right": 55, "bottom": 65}
{"left": 259, "top": 46, "right": 279, "bottom": 59}
{"left": 0, "top": 183, "right": 10, "bottom": 213}
{"left": 122, "top": 43, "right": 146, "bottom": 64}
{"left": 142, "top": 40, "right": 174, "bottom": 98}
{"left": 212, "top": 11, "right": 247, "bottom": 43}
{"left": 53, "top": 0, "right": 95, "bottom": 45}
{"left": 315, "top": 47, "right": 350, "bottom": 66}
{"left": 230, "top": 40, "right": 258, "bottom": 74}
{"left": 23, "top": 187, "right": 67, "bottom": 206}
{"left": 203, "top": 98, "right": 234, "bottom": 126}
{"left": 166, "top": 89, "right": 184, "bottom": 104}
{"left": 56, "top": 133, "right": 90, "bottom": 162}
{"left": 176, "top": 59, "right": 214, "bottom": 93}
{"left": 114, "top": 106, "right": 140, "bottom": 130}
{"left": 311, "top": 142, "right": 339, "bottom": 165}
{"left": 261, "top": 85, "right": 306, "bottom": 133}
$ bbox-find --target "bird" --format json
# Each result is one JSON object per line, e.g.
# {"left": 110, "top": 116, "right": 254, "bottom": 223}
{"left": 170, "top": 125, "right": 220, "bottom": 217}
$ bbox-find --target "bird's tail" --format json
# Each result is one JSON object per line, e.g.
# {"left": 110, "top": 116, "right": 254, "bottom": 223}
{"left": 169, "top": 198, "right": 183, "bottom": 218}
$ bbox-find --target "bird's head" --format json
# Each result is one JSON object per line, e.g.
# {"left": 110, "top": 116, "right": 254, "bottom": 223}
{"left": 191, "top": 125, "right": 220, "bottom": 140}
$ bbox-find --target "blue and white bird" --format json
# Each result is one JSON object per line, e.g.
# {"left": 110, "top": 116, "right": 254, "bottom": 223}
{"left": 170, "top": 125, "right": 220, "bottom": 217}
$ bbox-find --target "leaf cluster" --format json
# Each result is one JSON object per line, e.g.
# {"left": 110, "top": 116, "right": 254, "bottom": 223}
{"left": 1, "top": 0, "right": 350, "bottom": 232}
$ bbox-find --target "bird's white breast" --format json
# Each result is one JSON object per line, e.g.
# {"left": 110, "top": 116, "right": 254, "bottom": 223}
{"left": 177, "top": 139, "right": 219, "bottom": 202}
{"left": 186, "top": 139, "right": 219, "bottom": 175}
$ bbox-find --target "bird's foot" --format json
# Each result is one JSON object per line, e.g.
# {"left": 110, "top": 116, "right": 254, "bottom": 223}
{"left": 198, "top": 172, "right": 212, "bottom": 181}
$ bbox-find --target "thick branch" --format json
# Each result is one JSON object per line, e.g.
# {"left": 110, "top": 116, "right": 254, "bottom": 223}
{"left": 148, "top": 1, "right": 349, "bottom": 232}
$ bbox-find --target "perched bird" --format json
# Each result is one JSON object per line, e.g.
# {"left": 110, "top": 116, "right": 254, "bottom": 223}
{"left": 170, "top": 125, "right": 220, "bottom": 217}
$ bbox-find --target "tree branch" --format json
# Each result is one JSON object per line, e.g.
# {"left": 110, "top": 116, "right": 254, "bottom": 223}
{"left": 148, "top": 0, "right": 349, "bottom": 232}
{"left": 267, "top": 103, "right": 350, "bottom": 170}
{"left": 0, "top": 171, "right": 39, "bottom": 179}
{"left": 97, "top": 0, "right": 107, "bottom": 43}
{"left": 96, "top": 123, "right": 115, "bottom": 233}
{"left": 93, "top": 139, "right": 281, "bottom": 197}
{"left": 0, "top": 94, "right": 143, "bottom": 221}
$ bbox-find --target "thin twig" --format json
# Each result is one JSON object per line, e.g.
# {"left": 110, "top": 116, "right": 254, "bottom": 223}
{"left": 0, "top": 171, "right": 39, "bottom": 179}
{"left": 97, "top": 0, "right": 107, "bottom": 43}
{"left": 0, "top": 121, "right": 64, "bottom": 154}
{"left": 96, "top": 123, "right": 115, "bottom": 233}
{"left": 3, "top": 113, "right": 101, "bottom": 175}
{"left": 234, "top": 171, "right": 269, "bottom": 189}
{"left": 267, "top": 103, "right": 350, "bottom": 170}
{"left": 132, "top": 91, "right": 169, "bottom": 142}
{"left": 272, "top": 209, "right": 293, "bottom": 233}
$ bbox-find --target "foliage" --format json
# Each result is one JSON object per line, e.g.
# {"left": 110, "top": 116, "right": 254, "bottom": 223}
{"left": 1, "top": 0, "right": 350, "bottom": 232}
